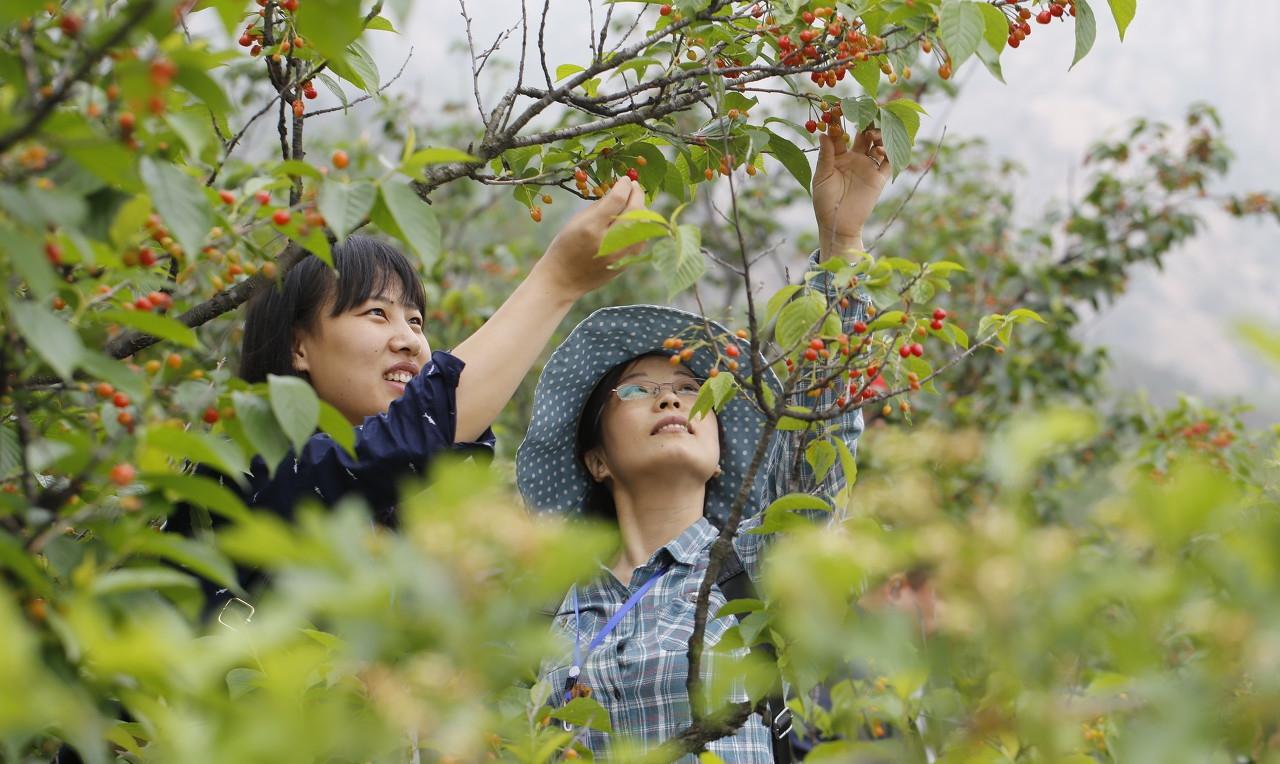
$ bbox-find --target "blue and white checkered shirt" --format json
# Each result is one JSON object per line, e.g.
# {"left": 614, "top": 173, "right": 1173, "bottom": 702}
{"left": 544, "top": 259, "right": 868, "bottom": 761}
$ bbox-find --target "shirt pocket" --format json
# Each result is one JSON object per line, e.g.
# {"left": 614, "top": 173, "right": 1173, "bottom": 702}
{"left": 656, "top": 596, "right": 732, "bottom": 653}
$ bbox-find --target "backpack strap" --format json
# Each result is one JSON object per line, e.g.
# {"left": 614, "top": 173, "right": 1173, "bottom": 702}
{"left": 716, "top": 550, "right": 795, "bottom": 764}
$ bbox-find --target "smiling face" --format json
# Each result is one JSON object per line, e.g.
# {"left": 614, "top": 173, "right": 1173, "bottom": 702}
{"left": 583, "top": 355, "right": 721, "bottom": 493}
{"left": 291, "top": 285, "right": 431, "bottom": 425}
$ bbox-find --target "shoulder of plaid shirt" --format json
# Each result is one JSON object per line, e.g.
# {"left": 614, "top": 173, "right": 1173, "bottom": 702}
{"left": 541, "top": 252, "right": 868, "bottom": 762}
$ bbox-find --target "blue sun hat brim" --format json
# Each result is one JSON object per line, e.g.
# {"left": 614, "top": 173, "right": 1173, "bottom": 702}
{"left": 516, "top": 304, "right": 782, "bottom": 522}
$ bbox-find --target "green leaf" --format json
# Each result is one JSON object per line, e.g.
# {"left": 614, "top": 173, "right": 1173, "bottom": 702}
{"left": 376, "top": 183, "right": 441, "bottom": 269}
{"left": 833, "top": 438, "right": 858, "bottom": 489}
{"left": 869, "top": 310, "right": 905, "bottom": 331}
{"left": 766, "top": 285, "right": 803, "bottom": 324}
{"left": 940, "top": 0, "right": 984, "bottom": 69}
{"left": 805, "top": 439, "right": 837, "bottom": 482}
{"left": 549, "top": 697, "right": 613, "bottom": 732}
{"left": 882, "top": 99, "right": 924, "bottom": 142}
{"left": 851, "top": 60, "right": 880, "bottom": 99}
{"left": 166, "top": 108, "right": 215, "bottom": 159}
{"left": 145, "top": 472, "right": 250, "bottom": 523}
{"left": 232, "top": 392, "right": 291, "bottom": 478}
{"left": 945, "top": 321, "right": 970, "bottom": 350}
{"left": 400, "top": 147, "right": 481, "bottom": 176}
{"left": 879, "top": 109, "right": 912, "bottom": 180}
{"left": 8, "top": 301, "right": 83, "bottom": 381}
{"left": 139, "top": 157, "right": 212, "bottom": 259}
{"left": 749, "top": 492, "right": 832, "bottom": 534}
{"left": 765, "top": 131, "right": 812, "bottom": 195}
{"left": 842, "top": 95, "right": 880, "bottom": 133}
{"left": 775, "top": 293, "right": 827, "bottom": 351}
{"left": 173, "top": 67, "right": 233, "bottom": 130}
{"left": 658, "top": 224, "right": 705, "bottom": 299}
{"left": 976, "top": 1, "right": 1010, "bottom": 52}
{"left": 0, "top": 0, "right": 44, "bottom": 26}
{"left": 1107, "top": 0, "right": 1136, "bottom": 40}
{"left": 317, "top": 400, "right": 356, "bottom": 457}
{"left": 96, "top": 309, "right": 202, "bottom": 350}
{"left": 1071, "top": 0, "right": 1097, "bottom": 69}
{"left": 274, "top": 160, "right": 324, "bottom": 180}
{"left": 5, "top": 227, "right": 57, "bottom": 299}
{"left": 296, "top": 0, "right": 362, "bottom": 64}
{"left": 315, "top": 72, "right": 350, "bottom": 111}
{"left": 715, "top": 598, "right": 764, "bottom": 618}
{"left": 268, "top": 375, "right": 320, "bottom": 454}
{"left": 1009, "top": 308, "right": 1047, "bottom": 324}
{"left": 135, "top": 532, "right": 241, "bottom": 595}
{"left": 90, "top": 567, "right": 198, "bottom": 596}
{"left": 143, "top": 427, "right": 249, "bottom": 487}
{"left": 598, "top": 220, "right": 669, "bottom": 257}
{"left": 555, "top": 63, "right": 586, "bottom": 81}
{"left": 691, "top": 370, "right": 738, "bottom": 420}
{"left": 317, "top": 181, "right": 376, "bottom": 244}
{"left": 328, "top": 41, "right": 380, "bottom": 93}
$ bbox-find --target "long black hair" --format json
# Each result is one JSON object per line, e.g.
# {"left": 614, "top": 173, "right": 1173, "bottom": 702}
{"left": 575, "top": 353, "right": 726, "bottom": 522}
{"left": 239, "top": 236, "right": 427, "bottom": 383}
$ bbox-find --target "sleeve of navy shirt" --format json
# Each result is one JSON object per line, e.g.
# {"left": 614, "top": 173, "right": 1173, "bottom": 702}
{"left": 235, "top": 350, "right": 495, "bottom": 526}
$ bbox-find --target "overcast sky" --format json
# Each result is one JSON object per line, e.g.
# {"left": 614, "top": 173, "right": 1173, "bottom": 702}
{"left": 324, "top": 1, "right": 1280, "bottom": 419}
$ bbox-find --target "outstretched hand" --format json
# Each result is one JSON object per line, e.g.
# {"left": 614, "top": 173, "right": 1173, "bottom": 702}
{"left": 812, "top": 127, "right": 892, "bottom": 261}
{"left": 535, "top": 177, "right": 647, "bottom": 299}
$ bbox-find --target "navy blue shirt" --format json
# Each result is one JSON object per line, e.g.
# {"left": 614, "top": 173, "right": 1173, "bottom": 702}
{"left": 231, "top": 350, "right": 495, "bottom": 526}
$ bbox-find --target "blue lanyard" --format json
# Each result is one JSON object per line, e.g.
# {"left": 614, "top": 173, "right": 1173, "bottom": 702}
{"left": 562, "top": 563, "right": 672, "bottom": 704}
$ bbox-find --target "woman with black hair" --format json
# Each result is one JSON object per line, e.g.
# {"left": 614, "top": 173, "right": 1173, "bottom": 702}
{"left": 187, "top": 178, "right": 645, "bottom": 530}
{"left": 515, "top": 131, "right": 893, "bottom": 760}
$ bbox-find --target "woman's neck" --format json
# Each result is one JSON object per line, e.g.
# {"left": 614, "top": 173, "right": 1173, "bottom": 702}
{"left": 608, "top": 478, "right": 705, "bottom": 585}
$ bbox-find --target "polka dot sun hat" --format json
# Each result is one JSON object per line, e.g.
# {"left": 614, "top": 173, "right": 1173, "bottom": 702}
{"left": 516, "top": 304, "right": 782, "bottom": 522}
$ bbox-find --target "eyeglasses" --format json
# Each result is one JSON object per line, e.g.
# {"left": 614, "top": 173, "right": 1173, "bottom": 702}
{"left": 612, "top": 379, "right": 703, "bottom": 401}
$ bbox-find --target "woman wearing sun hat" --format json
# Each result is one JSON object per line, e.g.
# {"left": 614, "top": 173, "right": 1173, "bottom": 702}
{"left": 515, "top": 130, "right": 892, "bottom": 760}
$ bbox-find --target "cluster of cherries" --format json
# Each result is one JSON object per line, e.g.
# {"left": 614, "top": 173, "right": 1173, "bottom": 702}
{"left": 1006, "top": 0, "right": 1076, "bottom": 49}
{"left": 236, "top": 0, "right": 313, "bottom": 117}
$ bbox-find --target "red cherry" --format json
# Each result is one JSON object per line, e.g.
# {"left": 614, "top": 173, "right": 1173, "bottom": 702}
{"left": 255, "top": 190, "right": 272, "bottom": 205}
{"left": 218, "top": 189, "right": 235, "bottom": 205}
{"left": 659, "top": 4, "right": 672, "bottom": 15}
{"left": 933, "top": 308, "right": 948, "bottom": 321}
{"left": 1036, "top": 10, "right": 1052, "bottom": 23}
{"left": 203, "top": 407, "right": 220, "bottom": 425}
{"left": 1007, "top": 35, "right": 1021, "bottom": 48}
{"left": 724, "top": 344, "right": 741, "bottom": 358}
{"left": 852, "top": 320, "right": 868, "bottom": 334}
{"left": 626, "top": 168, "right": 639, "bottom": 181}
{"left": 45, "top": 242, "right": 63, "bottom": 265}
{"left": 911, "top": 343, "right": 924, "bottom": 357}
{"left": 112, "top": 392, "right": 130, "bottom": 408}
{"left": 899, "top": 345, "right": 912, "bottom": 358}
{"left": 239, "top": 33, "right": 253, "bottom": 47}
{"left": 134, "top": 297, "right": 153, "bottom": 311}
{"left": 809, "top": 338, "right": 825, "bottom": 350}
{"left": 1050, "top": 3, "right": 1064, "bottom": 16}
{"left": 138, "top": 247, "right": 157, "bottom": 267}
{"left": 109, "top": 463, "right": 136, "bottom": 487}
{"left": 272, "top": 209, "right": 291, "bottom": 226}
{"left": 804, "top": 348, "right": 819, "bottom": 362}
{"left": 805, "top": 119, "right": 818, "bottom": 133}
{"left": 930, "top": 319, "right": 944, "bottom": 331}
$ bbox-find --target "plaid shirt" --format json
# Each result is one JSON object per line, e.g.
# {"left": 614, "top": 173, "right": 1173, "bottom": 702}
{"left": 545, "top": 259, "right": 867, "bottom": 761}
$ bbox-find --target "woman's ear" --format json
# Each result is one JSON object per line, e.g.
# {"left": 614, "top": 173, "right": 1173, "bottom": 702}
{"left": 291, "top": 331, "right": 310, "bottom": 375}
{"left": 582, "top": 448, "right": 612, "bottom": 484}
